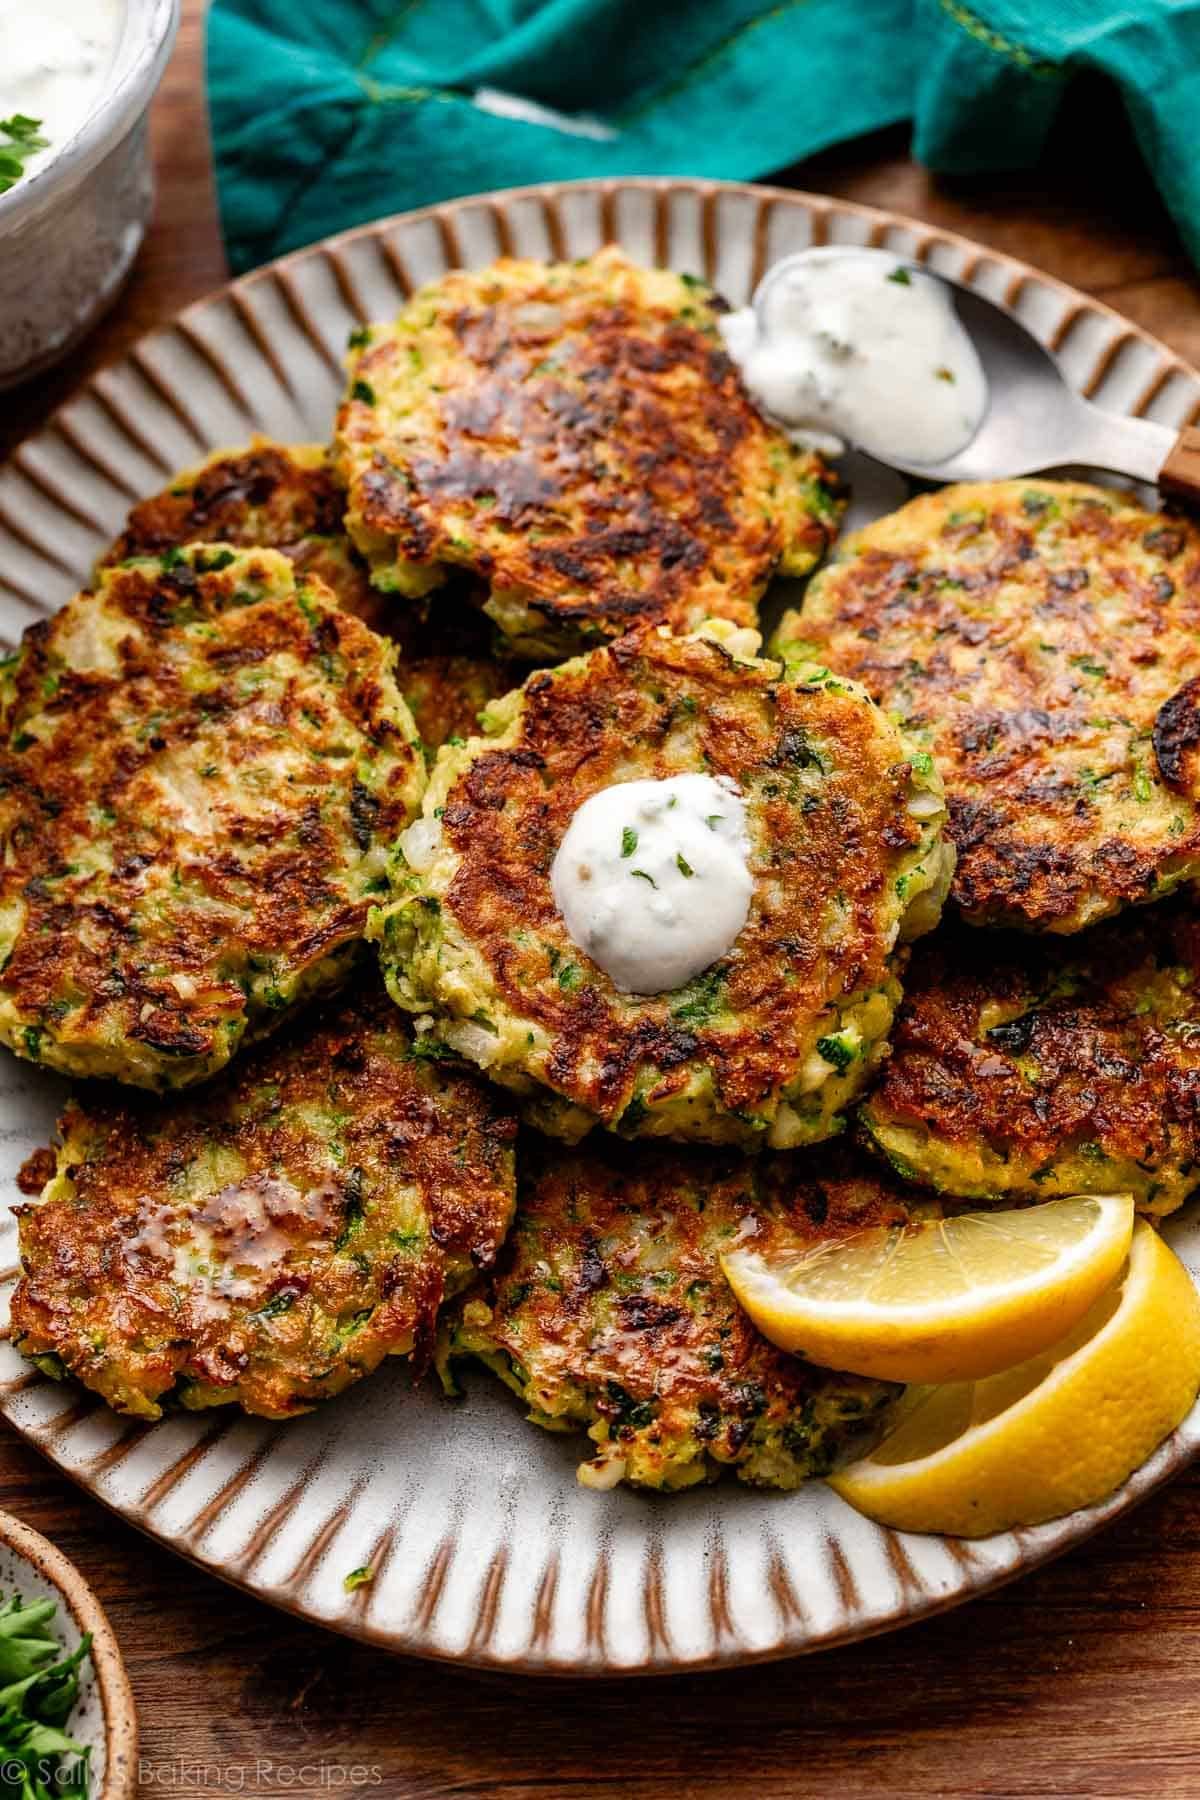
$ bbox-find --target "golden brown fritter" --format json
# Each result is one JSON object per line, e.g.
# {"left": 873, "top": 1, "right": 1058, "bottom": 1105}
{"left": 443, "top": 1136, "right": 902, "bottom": 1491}
{"left": 11, "top": 982, "right": 518, "bottom": 1421}
{"left": 373, "top": 624, "right": 953, "bottom": 1147}
{"left": 334, "top": 248, "right": 844, "bottom": 659}
{"left": 860, "top": 892, "right": 1200, "bottom": 1216}
{"left": 0, "top": 546, "right": 425, "bottom": 1089}
{"left": 779, "top": 479, "right": 1200, "bottom": 933}
{"left": 101, "top": 439, "right": 387, "bottom": 628}
{"left": 101, "top": 439, "right": 512, "bottom": 750}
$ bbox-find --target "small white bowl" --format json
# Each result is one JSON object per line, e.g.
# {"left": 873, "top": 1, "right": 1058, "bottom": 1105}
{"left": 0, "top": 0, "right": 179, "bottom": 389}
{"left": 0, "top": 1509, "right": 137, "bottom": 1798}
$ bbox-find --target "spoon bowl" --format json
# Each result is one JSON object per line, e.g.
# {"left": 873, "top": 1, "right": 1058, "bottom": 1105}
{"left": 752, "top": 247, "right": 1190, "bottom": 494}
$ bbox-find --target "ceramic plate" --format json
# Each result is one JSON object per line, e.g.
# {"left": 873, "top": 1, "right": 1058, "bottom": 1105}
{"left": 0, "top": 179, "right": 1198, "bottom": 1675}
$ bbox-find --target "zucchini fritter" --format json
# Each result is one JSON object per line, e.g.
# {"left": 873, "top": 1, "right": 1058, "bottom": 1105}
{"left": 443, "top": 1137, "right": 902, "bottom": 1492}
{"left": 779, "top": 480, "right": 1200, "bottom": 933}
{"left": 0, "top": 547, "right": 425, "bottom": 1088}
{"left": 102, "top": 439, "right": 512, "bottom": 750}
{"left": 101, "top": 439, "right": 386, "bottom": 628}
{"left": 334, "top": 248, "right": 843, "bottom": 659}
{"left": 373, "top": 623, "right": 953, "bottom": 1147}
{"left": 11, "top": 983, "right": 518, "bottom": 1420}
{"left": 860, "top": 893, "right": 1200, "bottom": 1217}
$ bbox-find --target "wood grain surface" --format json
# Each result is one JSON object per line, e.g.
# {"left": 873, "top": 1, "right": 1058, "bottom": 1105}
{"left": 5, "top": 8, "right": 1200, "bottom": 1796}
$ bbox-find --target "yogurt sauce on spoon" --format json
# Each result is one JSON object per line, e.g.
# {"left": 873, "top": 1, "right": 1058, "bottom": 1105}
{"left": 720, "top": 247, "right": 987, "bottom": 467}
{"left": 551, "top": 774, "right": 752, "bottom": 996}
{"left": 0, "top": 0, "right": 124, "bottom": 184}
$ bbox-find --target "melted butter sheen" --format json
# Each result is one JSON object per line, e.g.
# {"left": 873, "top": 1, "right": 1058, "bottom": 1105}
{"left": 0, "top": 0, "right": 124, "bottom": 176}
{"left": 551, "top": 774, "right": 752, "bottom": 996}
{"left": 720, "top": 249, "right": 987, "bottom": 467}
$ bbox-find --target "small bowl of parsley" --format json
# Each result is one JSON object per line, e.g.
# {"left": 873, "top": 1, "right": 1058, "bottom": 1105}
{"left": 0, "top": 1510, "right": 135, "bottom": 1799}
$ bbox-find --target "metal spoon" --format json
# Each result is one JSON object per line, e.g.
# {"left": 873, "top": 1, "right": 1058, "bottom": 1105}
{"left": 752, "top": 246, "right": 1200, "bottom": 503}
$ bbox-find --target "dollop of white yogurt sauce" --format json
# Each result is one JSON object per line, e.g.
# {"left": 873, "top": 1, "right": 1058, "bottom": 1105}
{"left": 551, "top": 774, "right": 752, "bottom": 995}
{"left": 720, "top": 249, "right": 987, "bottom": 466}
{"left": 0, "top": 0, "right": 124, "bottom": 181}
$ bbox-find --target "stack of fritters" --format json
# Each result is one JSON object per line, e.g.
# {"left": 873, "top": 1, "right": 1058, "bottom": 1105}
{"left": 104, "top": 440, "right": 514, "bottom": 752}
{"left": 9, "top": 249, "right": 1200, "bottom": 1494}
{"left": 779, "top": 476, "right": 1200, "bottom": 1221}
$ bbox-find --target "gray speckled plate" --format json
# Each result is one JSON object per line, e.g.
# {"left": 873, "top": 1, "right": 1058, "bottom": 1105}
{"left": 1, "top": 180, "right": 1199, "bottom": 1674}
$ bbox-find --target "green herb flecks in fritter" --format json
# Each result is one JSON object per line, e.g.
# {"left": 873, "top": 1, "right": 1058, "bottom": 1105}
{"left": 101, "top": 438, "right": 515, "bottom": 751}
{"left": 779, "top": 479, "right": 1200, "bottom": 933}
{"left": 860, "top": 891, "right": 1200, "bottom": 1218}
{"left": 442, "top": 1137, "right": 904, "bottom": 1492}
{"left": 334, "top": 248, "right": 844, "bottom": 659}
{"left": 11, "top": 982, "right": 518, "bottom": 1420}
{"left": 0, "top": 546, "right": 424, "bottom": 1088}
{"left": 372, "top": 622, "right": 954, "bottom": 1148}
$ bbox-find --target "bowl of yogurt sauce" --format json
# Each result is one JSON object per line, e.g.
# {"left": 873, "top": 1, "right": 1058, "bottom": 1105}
{"left": 0, "top": 0, "right": 178, "bottom": 387}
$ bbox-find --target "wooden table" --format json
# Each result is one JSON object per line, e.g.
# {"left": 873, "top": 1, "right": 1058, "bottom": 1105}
{"left": 5, "top": 9, "right": 1200, "bottom": 1797}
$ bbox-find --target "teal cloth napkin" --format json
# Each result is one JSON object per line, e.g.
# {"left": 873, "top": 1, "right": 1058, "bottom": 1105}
{"left": 207, "top": 0, "right": 1200, "bottom": 275}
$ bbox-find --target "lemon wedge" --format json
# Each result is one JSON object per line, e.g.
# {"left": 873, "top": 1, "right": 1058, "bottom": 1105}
{"left": 722, "top": 1192, "right": 1135, "bottom": 1383}
{"left": 829, "top": 1221, "right": 1200, "bottom": 1536}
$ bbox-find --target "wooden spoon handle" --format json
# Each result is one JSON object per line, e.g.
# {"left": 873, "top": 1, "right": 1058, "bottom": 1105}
{"left": 1159, "top": 427, "right": 1200, "bottom": 511}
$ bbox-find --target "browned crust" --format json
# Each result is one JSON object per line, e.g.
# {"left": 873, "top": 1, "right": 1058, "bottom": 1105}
{"left": 101, "top": 441, "right": 517, "bottom": 749}
{"left": 861, "top": 894, "right": 1200, "bottom": 1205}
{"left": 338, "top": 254, "right": 840, "bottom": 644}
{"left": 11, "top": 983, "right": 518, "bottom": 1419}
{"left": 100, "top": 440, "right": 389, "bottom": 629}
{"left": 796, "top": 482, "right": 1200, "bottom": 931}
{"left": 1153, "top": 676, "right": 1200, "bottom": 793}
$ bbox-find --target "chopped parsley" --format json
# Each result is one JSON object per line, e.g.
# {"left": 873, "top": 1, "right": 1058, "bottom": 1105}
{"left": 0, "top": 115, "right": 49, "bottom": 194}
{"left": 352, "top": 378, "right": 377, "bottom": 405}
{"left": 0, "top": 1590, "right": 94, "bottom": 1796}
{"left": 887, "top": 266, "right": 912, "bottom": 285}
{"left": 620, "top": 826, "right": 638, "bottom": 858}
